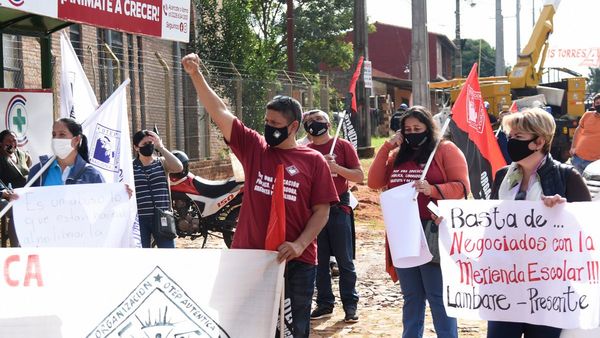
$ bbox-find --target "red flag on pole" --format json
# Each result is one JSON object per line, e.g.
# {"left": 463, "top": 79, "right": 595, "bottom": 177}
{"left": 348, "top": 56, "right": 365, "bottom": 114}
{"left": 265, "top": 164, "right": 286, "bottom": 251}
{"left": 450, "top": 63, "right": 506, "bottom": 199}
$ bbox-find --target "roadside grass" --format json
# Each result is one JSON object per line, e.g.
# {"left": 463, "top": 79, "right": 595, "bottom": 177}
{"left": 360, "top": 136, "right": 388, "bottom": 182}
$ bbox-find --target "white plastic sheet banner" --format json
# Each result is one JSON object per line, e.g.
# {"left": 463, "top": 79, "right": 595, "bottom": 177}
{"left": 380, "top": 183, "right": 433, "bottom": 268}
{"left": 0, "top": 89, "right": 53, "bottom": 164}
{"left": 438, "top": 199, "right": 600, "bottom": 329}
{"left": 0, "top": 248, "right": 285, "bottom": 338}
{"left": 82, "top": 80, "right": 140, "bottom": 247}
{"left": 12, "top": 183, "right": 130, "bottom": 247}
{"left": 60, "top": 31, "right": 99, "bottom": 123}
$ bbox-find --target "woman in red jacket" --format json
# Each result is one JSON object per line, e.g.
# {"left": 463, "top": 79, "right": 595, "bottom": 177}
{"left": 368, "top": 105, "right": 470, "bottom": 338}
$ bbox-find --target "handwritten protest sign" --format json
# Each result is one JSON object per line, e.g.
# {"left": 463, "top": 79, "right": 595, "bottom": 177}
{"left": 438, "top": 199, "right": 600, "bottom": 329}
{"left": 0, "top": 248, "right": 284, "bottom": 338}
{"left": 12, "top": 183, "right": 130, "bottom": 247}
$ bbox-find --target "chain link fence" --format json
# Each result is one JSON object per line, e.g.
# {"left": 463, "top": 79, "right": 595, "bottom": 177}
{"left": 2, "top": 31, "right": 338, "bottom": 162}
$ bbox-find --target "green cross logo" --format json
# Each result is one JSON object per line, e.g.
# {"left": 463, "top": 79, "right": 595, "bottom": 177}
{"left": 12, "top": 108, "right": 26, "bottom": 133}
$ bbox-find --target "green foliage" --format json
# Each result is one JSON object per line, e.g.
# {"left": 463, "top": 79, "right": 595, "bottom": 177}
{"left": 461, "top": 39, "right": 496, "bottom": 77}
{"left": 192, "top": 0, "right": 354, "bottom": 130}
{"left": 588, "top": 67, "right": 600, "bottom": 94}
{"left": 294, "top": 0, "right": 354, "bottom": 73}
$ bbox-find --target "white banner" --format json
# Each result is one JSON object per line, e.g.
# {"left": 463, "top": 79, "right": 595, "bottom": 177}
{"left": 0, "top": 248, "right": 285, "bottom": 338}
{"left": 0, "top": 89, "right": 53, "bottom": 164}
{"left": 12, "top": 183, "right": 130, "bottom": 247}
{"left": 82, "top": 80, "right": 140, "bottom": 247}
{"left": 0, "top": 0, "right": 190, "bottom": 43}
{"left": 60, "top": 31, "right": 98, "bottom": 123}
{"left": 546, "top": 46, "right": 600, "bottom": 70}
{"left": 438, "top": 199, "right": 600, "bottom": 329}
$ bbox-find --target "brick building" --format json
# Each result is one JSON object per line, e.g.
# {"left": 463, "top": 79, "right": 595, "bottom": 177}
{"left": 2, "top": 23, "right": 232, "bottom": 179}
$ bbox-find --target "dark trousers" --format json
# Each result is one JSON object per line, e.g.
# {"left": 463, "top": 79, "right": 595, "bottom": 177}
{"left": 284, "top": 260, "right": 317, "bottom": 338}
{"left": 139, "top": 215, "right": 175, "bottom": 248}
{"left": 487, "top": 321, "right": 561, "bottom": 338}
{"left": 315, "top": 207, "right": 358, "bottom": 312}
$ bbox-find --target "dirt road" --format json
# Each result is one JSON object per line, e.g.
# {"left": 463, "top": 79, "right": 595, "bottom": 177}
{"left": 308, "top": 182, "right": 487, "bottom": 337}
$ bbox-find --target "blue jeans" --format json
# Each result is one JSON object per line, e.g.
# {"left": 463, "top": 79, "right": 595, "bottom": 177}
{"left": 395, "top": 263, "right": 457, "bottom": 338}
{"left": 487, "top": 321, "right": 561, "bottom": 338}
{"left": 139, "top": 215, "right": 175, "bottom": 248}
{"left": 571, "top": 154, "right": 593, "bottom": 174}
{"left": 283, "top": 260, "right": 316, "bottom": 338}
{"left": 315, "top": 207, "right": 358, "bottom": 312}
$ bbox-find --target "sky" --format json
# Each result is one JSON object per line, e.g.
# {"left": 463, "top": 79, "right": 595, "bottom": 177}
{"left": 366, "top": 0, "right": 598, "bottom": 78}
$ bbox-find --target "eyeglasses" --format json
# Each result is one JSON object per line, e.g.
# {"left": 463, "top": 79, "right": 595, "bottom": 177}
{"left": 515, "top": 190, "right": 527, "bottom": 200}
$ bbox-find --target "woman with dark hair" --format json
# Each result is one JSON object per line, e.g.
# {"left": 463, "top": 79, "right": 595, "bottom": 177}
{"left": 132, "top": 129, "right": 182, "bottom": 248}
{"left": 28, "top": 118, "right": 104, "bottom": 186}
{"left": 368, "top": 106, "right": 470, "bottom": 338}
{"left": 0, "top": 129, "right": 31, "bottom": 246}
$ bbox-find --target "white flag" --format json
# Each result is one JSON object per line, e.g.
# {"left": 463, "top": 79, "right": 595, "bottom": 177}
{"left": 60, "top": 31, "right": 98, "bottom": 123}
{"left": 83, "top": 79, "right": 140, "bottom": 247}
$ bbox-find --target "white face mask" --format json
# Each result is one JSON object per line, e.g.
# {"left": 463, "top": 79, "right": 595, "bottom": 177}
{"left": 52, "top": 138, "right": 74, "bottom": 159}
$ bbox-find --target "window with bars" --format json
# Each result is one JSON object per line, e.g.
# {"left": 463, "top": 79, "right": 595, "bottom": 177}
{"left": 2, "top": 34, "right": 23, "bottom": 88}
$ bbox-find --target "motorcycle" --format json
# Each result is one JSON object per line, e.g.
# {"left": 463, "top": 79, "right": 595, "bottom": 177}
{"left": 169, "top": 150, "right": 244, "bottom": 248}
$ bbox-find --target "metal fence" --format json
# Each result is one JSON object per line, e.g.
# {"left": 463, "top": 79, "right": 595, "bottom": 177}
{"left": 2, "top": 31, "right": 335, "bottom": 162}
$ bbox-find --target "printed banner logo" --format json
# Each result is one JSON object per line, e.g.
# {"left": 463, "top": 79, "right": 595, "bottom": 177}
{"left": 5, "top": 95, "right": 29, "bottom": 146}
{"left": 466, "top": 85, "right": 485, "bottom": 134}
{"left": 8, "top": 0, "right": 25, "bottom": 6}
{"left": 90, "top": 124, "right": 121, "bottom": 173}
{"left": 88, "top": 266, "right": 230, "bottom": 338}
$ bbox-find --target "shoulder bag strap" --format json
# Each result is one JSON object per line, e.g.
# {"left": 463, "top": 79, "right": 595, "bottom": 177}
{"left": 158, "top": 157, "right": 173, "bottom": 212}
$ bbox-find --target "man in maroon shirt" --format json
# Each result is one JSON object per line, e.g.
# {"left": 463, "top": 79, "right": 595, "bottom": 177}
{"left": 304, "top": 110, "right": 364, "bottom": 323}
{"left": 182, "top": 53, "right": 339, "bottom": 338}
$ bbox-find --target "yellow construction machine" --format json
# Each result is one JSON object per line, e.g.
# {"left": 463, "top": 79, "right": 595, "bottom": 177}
{"left": 430, "top": 0, "right": 585, "bottom": 161}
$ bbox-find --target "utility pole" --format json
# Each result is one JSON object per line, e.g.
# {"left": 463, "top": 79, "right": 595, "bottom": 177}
{"left": 495, "top": 0, "right": 505, "bottom": 76}
{"left": 286, "top": 0, "right": 295, "bottom": 72}
{"left": 516, "top": 0, "right": 521, "bottom": 55}
{"left": 411, "top": 0, "right": 430, "bottom": 108}
{"left": 353, "top": 0, "right": 372, "bottom": 155}
{"left": 454, "top": 0, "right": 462, "bottom": 77}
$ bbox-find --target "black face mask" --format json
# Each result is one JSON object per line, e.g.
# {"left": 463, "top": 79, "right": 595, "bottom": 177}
{"left": 507, "top": 138, "right": 536, "bottom": 162}
{"left": 139, "top": 143, "right": 155, "bottom": 157}
{"left": 404, "top": 132, "right": 428, "bottom": 147}
{"left": 304, "top": 121, "right": 328, "bottom": 137}
{"left": 264, "top": 123, "right": 291, "bottom": 147}
{"left": 594, "top": 105, "right": 600, "bottom": 114}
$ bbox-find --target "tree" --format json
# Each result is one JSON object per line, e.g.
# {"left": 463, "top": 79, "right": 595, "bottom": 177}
{"left": 461, "top": 39, "right": 496, "bottom": 77}
{"left": 293, "top": 0, "right": 354, "bottom": 73}
{"left": 588, "top": 67, "right": 600, "bottom": 94}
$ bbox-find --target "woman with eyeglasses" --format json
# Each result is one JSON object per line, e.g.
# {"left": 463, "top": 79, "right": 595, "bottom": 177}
{"left": 487, "top": 108, "right": 591, "bottom": 338}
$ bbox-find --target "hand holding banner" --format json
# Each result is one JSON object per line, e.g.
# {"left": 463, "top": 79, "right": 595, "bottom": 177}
{"left": 438, "top": 199, "right": 600, "bottom": 329}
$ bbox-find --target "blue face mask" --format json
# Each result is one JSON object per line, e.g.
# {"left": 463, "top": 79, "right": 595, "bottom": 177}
{"left": 264, "top": 123, "right": 291, "bottom": 147}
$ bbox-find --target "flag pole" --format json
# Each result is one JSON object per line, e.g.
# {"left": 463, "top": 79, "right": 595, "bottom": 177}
{"left": 279, "top": 283, "right": 285, "bottom": 338}
{"left": 329, "top": 111, "right": 347, "bottom": 155}
{"left": 0, "top": 155, "right": 56, "bottom": 218}
{"left": 413, "top": 115, "right": 453, "bottom": 201}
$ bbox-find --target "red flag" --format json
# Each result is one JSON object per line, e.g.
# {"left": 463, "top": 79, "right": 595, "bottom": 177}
{"left": 450, "top": 63, "right": 506, "bottom": 199}
{"left": 348, "top": 56, "right": 365, "bottom": 114}
{"left": 509, "top": 101, "right": 518, "bottom": 112}
{"left": 265, "top": 164, "right": 286, "bottom": 251}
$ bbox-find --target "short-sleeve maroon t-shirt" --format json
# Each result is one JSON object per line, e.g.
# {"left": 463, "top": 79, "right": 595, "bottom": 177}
{"left": 228, "top": 119, "right": 339, "bottom": 265}
{"left": 307, "top": 138, "right": 361, "bottom": 195}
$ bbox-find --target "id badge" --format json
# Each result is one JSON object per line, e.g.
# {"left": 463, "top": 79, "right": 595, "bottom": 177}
{"left": 160, "top": 216, "right": 168, "bottom": 227}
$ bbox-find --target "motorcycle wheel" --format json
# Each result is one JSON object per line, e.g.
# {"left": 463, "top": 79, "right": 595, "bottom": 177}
{"left": 222, "top": 206, "right": 240, "bottom": 248}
